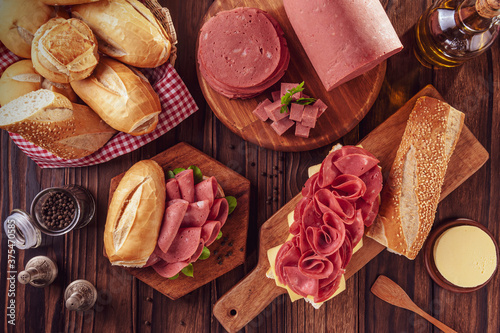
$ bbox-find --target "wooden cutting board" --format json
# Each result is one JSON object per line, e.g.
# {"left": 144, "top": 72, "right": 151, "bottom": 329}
{"left": 196, "top": 0, "right": 386, "bottom": 152}
{"left": 212, "top": 85, "right": 490, "bottom": 332}
{"left": 107, "top": 143, "right": 250, "bottom": 300}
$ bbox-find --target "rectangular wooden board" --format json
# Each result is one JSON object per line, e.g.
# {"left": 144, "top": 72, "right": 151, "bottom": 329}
{"left": 213, "top": 85, "right": 490, "bottom": 333}
{"left": 108, "top": 143, "right": 251, "bottom": 300}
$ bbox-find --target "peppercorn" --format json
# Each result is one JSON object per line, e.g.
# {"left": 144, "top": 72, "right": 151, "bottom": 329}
{"left": 41, "top": 191, "right": 75, "bottom": 230}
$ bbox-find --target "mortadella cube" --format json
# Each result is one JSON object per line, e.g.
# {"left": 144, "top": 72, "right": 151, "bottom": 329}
{"left": 295, "top": 122, "right": 311, "bottom": 138}
{"left": 265, "top": 100, "right": 288, "bottom": 122}
{"left": 301, "top": 105, "right": 319, "bottom": 128}
{"left": 271, "top": 116, "right": 295, "bottom": 136}
{"left": 289, "top": 103, "right": 305, "bottom": 122}
{"left": 252, "top": 99, "right": 273, "bottom": 121}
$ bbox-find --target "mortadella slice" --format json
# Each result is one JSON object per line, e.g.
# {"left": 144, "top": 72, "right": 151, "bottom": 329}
{"left": 165, "top": 178, "right": 181, "bottom": 201}
{"left": 157, "top": 200, "right": 189, "bottom": 253}
{"left": 283, "top": 0, "right": 402, "bottom": 91}
{"left": 195, "top": 176, "right": 218, "bottom": 207}
{"left": 201, "top": 220, "right": 221, "bottom": 247}
{"left": 159, "top": 227, "right": 202, "bottom": 263}
{"left": 208, "top": 198, "right": 229, "bottom": 227}
{"left": 152, "top": 260, "right": 190, "bottom": 278}
{"left": 175, "top": 169, "right": 195, "bottom": 203}
{"left": 168, "top": 199, "right": 211, "bottom": 228}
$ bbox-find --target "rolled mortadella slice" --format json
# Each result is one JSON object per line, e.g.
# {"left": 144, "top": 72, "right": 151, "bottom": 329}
{"left": 283, "top": 0, "right": 403, "bottom": 91}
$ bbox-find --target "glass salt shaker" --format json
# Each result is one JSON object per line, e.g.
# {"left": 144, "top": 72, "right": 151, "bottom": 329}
{"left": 3, "top": 209, "right": 43, "bottom": 249}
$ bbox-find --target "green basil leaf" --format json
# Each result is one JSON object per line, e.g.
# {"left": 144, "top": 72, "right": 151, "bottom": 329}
{"left": 181, "top": 264, "right": 194, "bottom": 277}
{"left": 225, "top": 196, "right": 237, "bottom": 214}
{"left": 294, "top": 97, "right": 317, "bottom": 105}
{"left": 188, "top": 165, "right": 204, "bottom": 184}
{"left": 216, "top": 231, "right": 223, "bottom": 240}
{"left": 173, "top": 168, "right": 186, "bottom": 175}
{"left": 166, "top": 170, "right": 176, "bottom": 179}
{"left": 168, "top": 274, "right": 179, "bottom": 280}
{"left": 280, "top": 82, "right": 306, "bottom": 113}
{"left": 198, "top": 246, "right": 210, "bottom": 260}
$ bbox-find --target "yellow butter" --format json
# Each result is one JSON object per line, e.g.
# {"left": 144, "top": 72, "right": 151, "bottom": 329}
{"left": 433, "top": 225, "right": 498, "bottom": 288}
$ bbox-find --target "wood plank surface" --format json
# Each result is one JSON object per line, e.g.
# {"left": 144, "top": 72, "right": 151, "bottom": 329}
{"left": 212, "top": 85, "right": 489, "bottom": 333}
{"left": 1, "top": 0, "right": 499, "bottom": 333}
{"left": 107, "top": 142, "right": 250, "bottom": 300}
{"left": 196, "top": 0, "right": 387, "bottom": 152}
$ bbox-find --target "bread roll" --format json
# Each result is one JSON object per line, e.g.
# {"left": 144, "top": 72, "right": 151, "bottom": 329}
{"left": 31, "top": 18, "right": 99, "bottom": 83}
{"left": 0, "top": 0, "right": 55, "bottom": 58}
{"left": 41, "top": 0, "right": 99, "bottom": 5}
{"left": 0, "top": 60, "right": 77, "bottom": 106}
{"left": 104, "top": 160, "right": 166, "bottom": 267}
{"left": 0, "top": 89, "right": 116, "bottom": 160}
{"left": 365, "top": 97, "right": 464, "bottom": 259}
{"left": 70, "top": 57, "right": 160, "bottom": 136}
{"left": 72, "top": 0, "right": 171, "bottom": 68}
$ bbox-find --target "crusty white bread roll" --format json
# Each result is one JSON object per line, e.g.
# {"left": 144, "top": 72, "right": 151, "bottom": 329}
{"left": 104, "top": 160, "right": 166, "bottom": 267}
{"left": 70, "top": 57, "right": 161, "bottom": 136}
{"left": 31, "top": 18, "right": 99, "bottom": 83}
{"left": 0, "top": 0, "right": 56, "bottom": 58}
{"left": 0, "top": 60, "right": 77, "bottom": 106}
{"left": 366, "top": 97, "right": 465, "bottom": 259}
{"left": 41, "top": 0, "right": 99, "bottom": 5}
{"left": 72, "top": 0, "right": 171, "bottom": 68}
{"left": 0, "top": 89, "right": 116, "bottom": 160}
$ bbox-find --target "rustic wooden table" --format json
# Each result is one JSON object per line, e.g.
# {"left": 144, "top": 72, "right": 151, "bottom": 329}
{"left": 1, "top": 0, "right": 498, "bottom": 332}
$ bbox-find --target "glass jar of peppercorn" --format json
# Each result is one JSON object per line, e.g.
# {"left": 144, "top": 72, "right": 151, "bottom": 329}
{"left": 30, "top": 185, "right": 96, "bottom": 236}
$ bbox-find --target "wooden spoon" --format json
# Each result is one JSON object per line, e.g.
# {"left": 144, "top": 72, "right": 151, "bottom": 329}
{"left": 371, "top": 275, "right": 458, "bottom": 333}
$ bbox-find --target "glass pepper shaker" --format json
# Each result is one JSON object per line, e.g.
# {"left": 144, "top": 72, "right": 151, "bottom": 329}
{"left": 30, "top": 184, "right": 96, "bottom": 236}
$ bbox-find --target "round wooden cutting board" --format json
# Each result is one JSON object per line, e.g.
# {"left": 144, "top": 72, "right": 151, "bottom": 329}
{"left": 196, "top": 0, "right": 387, "bottom": 152}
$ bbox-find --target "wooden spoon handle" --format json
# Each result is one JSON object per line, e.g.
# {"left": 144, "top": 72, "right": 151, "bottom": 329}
{"left": 412, "top": 306, "right": 458, "bottom": 333}
{"left": 213, "top": 264, "right": 285, "bottom": 333}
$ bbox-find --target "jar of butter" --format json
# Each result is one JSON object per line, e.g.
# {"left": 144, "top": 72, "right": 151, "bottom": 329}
{"left": 424, "top": 218, "right": 499, "bottom": 292}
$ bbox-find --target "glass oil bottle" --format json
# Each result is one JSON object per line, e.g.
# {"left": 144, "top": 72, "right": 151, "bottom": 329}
{"left": 415, "top": 0, "right": 500, "bottom": 67}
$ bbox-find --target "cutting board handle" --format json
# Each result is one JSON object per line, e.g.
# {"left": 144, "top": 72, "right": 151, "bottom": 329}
{"left": 213, "top": 263, "right": 285, "bottom": 333}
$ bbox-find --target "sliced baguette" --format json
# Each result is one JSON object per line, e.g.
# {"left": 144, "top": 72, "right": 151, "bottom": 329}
{"left": 365, "top": 96, "right": 464, "bottom": 259}
{"left": 70, "top": 57, "right": 160, "bottom": 136}
{"left": 0, "top": 89, "right": 116, "bottom": 160}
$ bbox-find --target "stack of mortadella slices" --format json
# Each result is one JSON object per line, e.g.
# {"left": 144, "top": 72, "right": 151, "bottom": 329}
{"left": 145, "top": 169, "right": 229, "bottom": 278}
{"left": 198, "top": 7, "right": 290, "bottom": 99}
{"left": 269, "top": 146, "right": 383, "bottom": 306}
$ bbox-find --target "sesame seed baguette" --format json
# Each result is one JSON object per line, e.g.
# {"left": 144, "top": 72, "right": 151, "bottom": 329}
{"left": 0, "top": 60, "right": 77, "bottom": 106}
{"left": 365, "top": 96, "right": 464, "bottom": 260}
{"left": 70, "top": 57, "right": 161, "bottom": 136}
{"left": 0, "top": 89, "right": 116, "bottom": 160}
{"left": 71, "top": 0, "right": 172, "bottom": 68}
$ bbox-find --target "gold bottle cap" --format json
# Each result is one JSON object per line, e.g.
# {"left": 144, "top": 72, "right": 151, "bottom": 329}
{"left": 476, "top": 0, "right": 500, "bottom": 18}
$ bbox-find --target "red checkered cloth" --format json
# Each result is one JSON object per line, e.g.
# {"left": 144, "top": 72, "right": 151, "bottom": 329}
{"left": 0, "top": 43, "right": 198, "bottom": 168}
